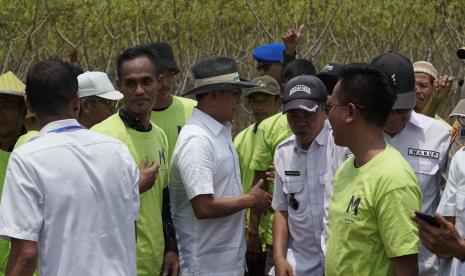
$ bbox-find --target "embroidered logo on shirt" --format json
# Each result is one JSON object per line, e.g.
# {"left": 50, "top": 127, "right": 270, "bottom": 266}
{"left": 407, "top": 148, "right": 439, "bottom": 159}
{"left": 285, "top": 171, "right": 300, "bottom": 176}
{"left": 345, "top": 195, "right": 361, "bottom": 224}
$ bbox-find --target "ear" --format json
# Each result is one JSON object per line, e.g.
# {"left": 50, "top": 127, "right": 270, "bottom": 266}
{"left": 24, "top": 95, "right": 35, "bottom": 116}
{"left": 72, "top": 91, "right": 81, "bottom": 117}
{"left": 345, "top": 103, "right": 357, "bottom": 124}
{"left": 116, "top": 79, "right": 122, "bottom": 91}
{"left": 80, "top": 98, "right": 92, "bottom": 114}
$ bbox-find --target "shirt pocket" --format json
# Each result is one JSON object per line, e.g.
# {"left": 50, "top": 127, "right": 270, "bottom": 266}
{"left": 409, "top": 157, "right": 440, "bottom": 187}
{"left": 283, "top": 176, "right": 307, "bottom": 214}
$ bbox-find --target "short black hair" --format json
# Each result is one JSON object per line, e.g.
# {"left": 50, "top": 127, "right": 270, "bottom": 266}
{"left": 116, "top": 45, "right": 160, "bottom": 79}
{"left": 337, "top": 63, "right": 396, "bottom": 127}
{"left": 26, "top": 59, "right": 78, "bottom": 116}
{"left": 71, "top": 64, "right": 84, "bottom": 78}
{"left": 283, "top": 59, "right": 317, "bottom": 83}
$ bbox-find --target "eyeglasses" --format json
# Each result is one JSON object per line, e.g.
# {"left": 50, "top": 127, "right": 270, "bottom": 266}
{"left": 324, "top": 102, "right": 366, "bottom": 115}
{"left": 90, "top": 97, "right": 119, "bottom": 112}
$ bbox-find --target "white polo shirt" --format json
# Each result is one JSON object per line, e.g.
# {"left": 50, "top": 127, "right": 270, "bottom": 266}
{"left": 0, "top": 119, "right": 140, "bottom": 276}
{"left": 384, "top": 111, "right": 450, "bottom": 275}
{"left": 272, "top": 121, "right": 346, "bottom": 275}
{"left": 169, "top": 109, "right": 245, "bottom": 275}
{"left": 437, "top": 149, "right": 465, "bottom": 276}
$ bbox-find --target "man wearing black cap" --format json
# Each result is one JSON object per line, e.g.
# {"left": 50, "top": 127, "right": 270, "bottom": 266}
{"left": 147, "top": 42, "right": 197, "bottom": 161}
{"left": 373, "top": 51, "right": 450, "bottom": 276}
{"left": 316, "top": 63, "right": 344, "bottom": 95}
{"left": 169, "top": 56, "right": 272, "bottom": 275}
{"left": 271, "top": 75, "right": 346, "bottom": 276}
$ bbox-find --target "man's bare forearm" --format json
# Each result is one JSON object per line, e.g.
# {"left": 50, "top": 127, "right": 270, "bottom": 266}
{"left": 7, "top": 239, "right": 38, "bottom": 276}
{"left": 190, "top": 194, "right": 254, "bottom": 219}
{"left": 391, "top": 254, "right": 418, "bottom": 276}
{"left": 273, "top": 211, "right": 289, "bottom": 261}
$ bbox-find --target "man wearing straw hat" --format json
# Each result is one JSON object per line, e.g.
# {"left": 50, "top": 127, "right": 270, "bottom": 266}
{"left": 0, "top": 71, "right": 27, "bottom": 274}
{"left": 169, "top": 56, "right": 273, "bottom": 275}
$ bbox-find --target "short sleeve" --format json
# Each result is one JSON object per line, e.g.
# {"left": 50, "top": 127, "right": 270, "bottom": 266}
{"left": 175, "top": 135, "right": 214, "bottom": 200}
{"left": 376, "top": 185, "right": 422, "bottom": 258}
{"left": 0, "top": 153, "right": 44, "bottom": 241}
{"left": 437, "top": 151, "right": 462, "bottom": 216}
{"left": 249, "top": 126, "right": 272, "bottom": 172}
{"left": 122, "top": 147, "right": 140, "bottom": 221}
{"left": 271, "top": 150, "right": 288, "bottom": 211}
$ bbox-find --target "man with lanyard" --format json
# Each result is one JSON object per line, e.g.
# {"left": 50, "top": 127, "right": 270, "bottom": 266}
{"left": 0, "top": 71, "right": 27, "bottom": 275}
{"left": 325, "top": 63, "right": 421, "bottom": 276}
{"left": 0, "top": 59, "right": 140, "bottom": 275}
{"left": 92, "top": 46, "right": 179, "bottom": 276}
{"left": 272, "top": 75, "right": 346, "bottom": 275}
{"left": 234, "top": 75, "right": 282, "bottom": 275}
{"left": 373, "top": 51, "right": 450, "bottom": 276}
{"left": 78, "top": 71, "right": 123, "bottom": 129}
{"left": 147, "top": 42, "right": 197, "bottom": 161}
{"left": 169, "top": 56, "right": 272, "bottom": 275}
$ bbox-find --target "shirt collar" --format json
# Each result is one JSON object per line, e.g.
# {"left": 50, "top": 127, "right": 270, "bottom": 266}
{"left": 408, "top": 111, "right": 423, "bottom": 129}
{"left": 39, "top": 119, "right": 82, "bottom": 135}
{"left": 119, "top": 108, "right": 152, "bottom": 132}
{"left": 192, "top": 108, "right": 230, "bottom": 137}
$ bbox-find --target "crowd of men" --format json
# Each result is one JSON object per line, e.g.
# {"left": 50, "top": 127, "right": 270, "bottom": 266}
{"left": 0, "top": 25, "right": 464, "bottom": 276}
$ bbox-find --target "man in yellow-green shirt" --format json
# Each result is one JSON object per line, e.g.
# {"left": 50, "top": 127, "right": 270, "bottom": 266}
{"left": 92, "top": 46, "right": 179, "bottom": 276}
{"left": 233, "top": 75, "right": 281, "bottom": 274}
{"left": 147, "top": 42, "right": 196, "bottom": 160}
{"left": 325, "top": 63, "right": 421, "bottom": 276}
{"left": 0, "top": 71, "right": 27, "bottom": 276}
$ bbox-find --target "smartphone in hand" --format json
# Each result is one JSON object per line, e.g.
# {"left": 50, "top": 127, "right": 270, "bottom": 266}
{"left": 415, "top": 211, "right": 440, "bottom": 227}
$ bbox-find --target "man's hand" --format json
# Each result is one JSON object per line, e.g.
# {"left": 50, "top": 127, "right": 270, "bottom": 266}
{"left": 265, "top": 165, "right": 275, "bottom": 183}
{"left": 138, "top": 156, "right": 159, "bottom": 193}
{"left": 248, "top": 179, "right": 272, "bottom": 212}
{"left": 282, "top": 24, "right": 305, "bottom": 55}
{"left": 412, "top": 213, "right": 465, "bottom": 260}
{"left": 274, "top": 257, "right": 294, "bottom": 276}
{"left": 162, "top": 251, "right": 179, "bottom": 276}
{"left": 433, "top": 75, "right": 456, "bottom": 100}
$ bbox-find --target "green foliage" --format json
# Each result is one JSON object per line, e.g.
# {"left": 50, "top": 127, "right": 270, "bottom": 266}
{"left": 0, "top": 0, "right": 464, "bottom": 128}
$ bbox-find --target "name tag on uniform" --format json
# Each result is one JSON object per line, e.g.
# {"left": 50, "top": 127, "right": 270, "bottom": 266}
{"left": 408, "top": 148, "right": 440, "bottom": 159}
{"left": 285, "top": 171, "right": 300, "bottom": 176}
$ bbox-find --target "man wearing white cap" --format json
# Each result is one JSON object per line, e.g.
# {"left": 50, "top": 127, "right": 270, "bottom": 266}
{"left": 78, "top": 71, "right": 123, "bottom": 129}
{"left": 0, "top": 71, "right": 27, "bottom": 274}
{"left": 413, "top": 61, "right": 455, "bottom": 124}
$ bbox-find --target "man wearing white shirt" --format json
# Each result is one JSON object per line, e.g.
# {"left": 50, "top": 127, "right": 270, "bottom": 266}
{"left": 169, "top": 56, "right": 272, "bottom": 275}
{"left": 372, "top": 51, "right": 450, "bottom": 276}
{"left": 0, "top": 59, "right": 140, "bottom": 276}
{"left": 271, "top": 75, "right": 346, "bottom": 276}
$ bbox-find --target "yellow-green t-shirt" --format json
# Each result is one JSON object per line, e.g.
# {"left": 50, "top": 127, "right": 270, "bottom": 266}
{"left": 14, "top": 130, "right": 40, "bottom": 149}
{"left": 249, "top": 112, "right": 292, "bottom": 172}
{"left": 248, "top": 112, "right": 292, "bottom": 247}
{"left": 92, "top": 113, "right": 169, "bottom": 276}
{"left": 325, "top": 146, "right": 422, "bottom": 276}
{"left": 151, "top": 95, "right": 196, "bottom": 161}
{"left": 0, "top": 150, "right": 10, "bottom": 275}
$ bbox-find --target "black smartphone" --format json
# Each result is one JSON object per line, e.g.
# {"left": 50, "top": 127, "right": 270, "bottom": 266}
{"left": 415, "top": 211, "right": 440, "bottom": 227}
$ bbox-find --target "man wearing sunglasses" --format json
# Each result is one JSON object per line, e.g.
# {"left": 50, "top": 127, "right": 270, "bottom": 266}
{"left": 78, "top": 71, "right": 123, "bottom": 129}
{"left": 373, "top": 51, "right": 451, "bottom": 276}
{"left": 271, "top": 75, "right": 346, "bottom": 276}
